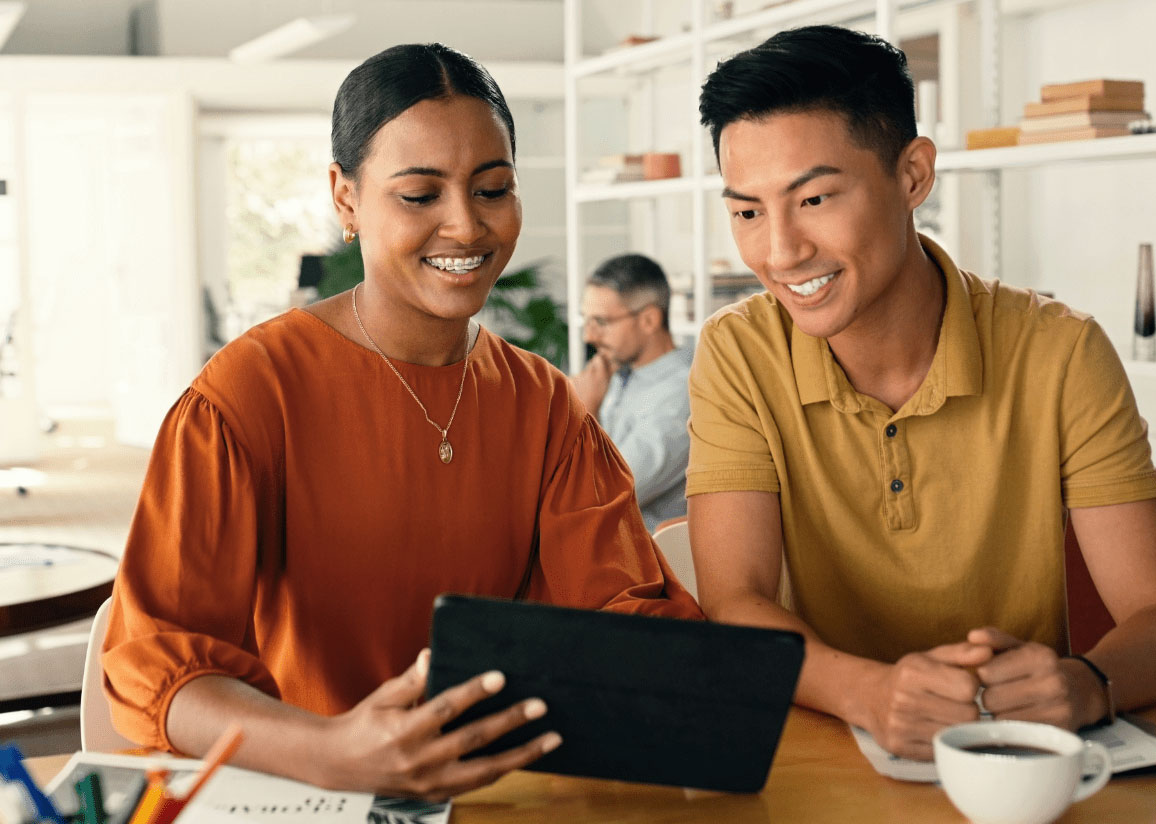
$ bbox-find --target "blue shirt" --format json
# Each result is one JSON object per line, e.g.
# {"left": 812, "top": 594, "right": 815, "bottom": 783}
{"left": 600, "top": 346, "right": 694, "bottom": 532}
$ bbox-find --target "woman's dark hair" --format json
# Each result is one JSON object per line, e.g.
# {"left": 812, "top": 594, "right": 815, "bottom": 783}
{"left": 332, "top": 43, "right": 516, "bottom": 179}
{"left": 700, "top": 25, "right": 917, "bottom": 172}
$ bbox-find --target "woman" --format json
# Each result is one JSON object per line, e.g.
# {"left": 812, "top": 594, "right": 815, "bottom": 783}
{"left": 102, "top": 43, "right": 701, "bottom": 800}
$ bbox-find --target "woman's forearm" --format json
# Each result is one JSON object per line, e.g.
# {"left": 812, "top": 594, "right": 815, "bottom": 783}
{"left": 166, "top": 675, "right": 335, "bottom": 787}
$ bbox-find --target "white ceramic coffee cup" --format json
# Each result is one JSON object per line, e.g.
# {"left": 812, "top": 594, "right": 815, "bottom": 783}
{"left": 933, "top": 720, "right": 1111, "bottom": 824}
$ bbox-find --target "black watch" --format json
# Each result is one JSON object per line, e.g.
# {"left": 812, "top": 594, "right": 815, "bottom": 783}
{"left": 1064, "top": 654, "right": 1117, "bottom": 726}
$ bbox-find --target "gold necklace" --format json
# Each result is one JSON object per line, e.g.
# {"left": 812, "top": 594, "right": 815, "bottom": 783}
{"left": 351, "top": 283, "right": 470, "bottom": 464}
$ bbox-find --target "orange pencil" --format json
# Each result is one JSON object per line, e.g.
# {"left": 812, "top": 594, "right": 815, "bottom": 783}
{"left": 137, "top": 725, "right": 245, "bottom": 824}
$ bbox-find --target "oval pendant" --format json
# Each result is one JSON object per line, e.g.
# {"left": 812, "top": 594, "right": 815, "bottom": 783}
{"left": 439, "top": 439, "right": 453, "bottom": 464}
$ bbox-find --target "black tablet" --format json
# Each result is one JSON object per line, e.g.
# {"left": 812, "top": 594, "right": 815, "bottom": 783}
{"left": 426, "top": 594, "right": 804, "bottom": 793}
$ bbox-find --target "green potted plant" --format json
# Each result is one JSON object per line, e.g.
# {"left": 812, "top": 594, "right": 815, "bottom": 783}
{"left": 482, "top": 261, "right": 569, "bottom": 369}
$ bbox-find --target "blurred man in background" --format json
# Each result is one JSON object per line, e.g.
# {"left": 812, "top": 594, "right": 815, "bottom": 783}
{"left": 573, "top": 254, "right": 693, "bottom": 532}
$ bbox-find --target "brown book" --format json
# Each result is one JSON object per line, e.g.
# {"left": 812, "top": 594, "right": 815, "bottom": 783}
{"left": 1017, "top": 127, "right": 1132, "bottom": 145}
{"left": 1040, "top": 79, "right": 1144, "bottom": 101}
{"left": 966, "top": 126, "right": 1021, "bottom": 150}
{"left": 1020, "top": 110, "right": 1149, "bottom": 132}
{"left": 1023, "top": 95, "right": 1145, "bottom": 118}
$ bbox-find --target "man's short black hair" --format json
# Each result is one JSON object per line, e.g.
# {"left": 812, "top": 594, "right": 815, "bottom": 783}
{"left": 588, "top": 253, "right": 672, "bottom": 331}
{"left": 699, "top": 25, "right": 917, "bottom": 172}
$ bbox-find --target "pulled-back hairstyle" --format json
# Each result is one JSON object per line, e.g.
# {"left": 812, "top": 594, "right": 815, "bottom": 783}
{"left": 588, "top": 253, "right": 672, "bottom": 331}
{"left": 332, "top": 43, "right": 516, "bottom": 180}
{"left": 699, "top": 25, "right": 916, "bottom": 172}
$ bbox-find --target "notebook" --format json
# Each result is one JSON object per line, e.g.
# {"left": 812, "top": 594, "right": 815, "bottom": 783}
{"left": 426, "top": 594, "right": 804, "bottom": 793}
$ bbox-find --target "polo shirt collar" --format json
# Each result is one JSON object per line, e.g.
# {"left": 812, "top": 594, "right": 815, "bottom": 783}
{"left": 791, "top": 234, "right": 982, "bottom": 414}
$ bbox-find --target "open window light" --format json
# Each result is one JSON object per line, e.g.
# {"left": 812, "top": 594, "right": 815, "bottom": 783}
{"left": 228, "top": 13, "right": 355, "bottom": 63}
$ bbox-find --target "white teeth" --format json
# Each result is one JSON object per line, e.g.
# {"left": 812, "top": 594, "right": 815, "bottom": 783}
{"left": 425, "top": 255, "right": 485, "bottom": 273}
{"left": 786, "top": 272, "right": 836, "bottom": 297}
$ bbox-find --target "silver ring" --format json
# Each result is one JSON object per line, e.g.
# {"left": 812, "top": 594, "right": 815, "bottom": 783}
{"left": 975, "top": 686, "right": 991, "bottom": 717}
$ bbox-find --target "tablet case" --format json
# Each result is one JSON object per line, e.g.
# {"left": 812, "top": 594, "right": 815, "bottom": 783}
{"left": 426, "top": 594, "right": 804, "bottom": 792}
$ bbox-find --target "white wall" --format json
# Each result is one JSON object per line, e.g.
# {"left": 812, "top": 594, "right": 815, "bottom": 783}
{"left": 196, "top": 135, "right": 229, "bottom": 334}
{"left": 146, "top": 0, "right": 565, "bottom": 62}
{"left": 4, "top": 0, "right": 568, "bottom": 62}
{"left": 21, "top": 91, "right": 201, "bottom": 446}
{"left": 0, "top": 55, "right": 562, "bottom": 110}
{"left": 1, "top": 0, "right": 135, "bottom": 56}
{"left": 0, "top": 54, "right": 569, "bottom": 444}
{"left": 23, "top": 98, "right": 121, "bottom": 413}
{"left": 505, "top": 99, "right": 567, "bottom": 302}
{"left": 1003, "top": 0, "right": 1156, "bottom": 355}
{"left": 0, "top": 92, "right": 38, "bottom": 462}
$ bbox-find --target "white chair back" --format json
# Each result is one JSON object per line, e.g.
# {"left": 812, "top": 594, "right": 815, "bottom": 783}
{"left": 653, "top": 518, "right": 794, "bottom": 610}
{"left": 80, "top": 597, "right": 137, "bottom": 752}
{"left": 652, "top": 519, "right": 696, "bottom": 599}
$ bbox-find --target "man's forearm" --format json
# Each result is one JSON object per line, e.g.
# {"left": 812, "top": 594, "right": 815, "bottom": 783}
{"left": 708, "top": 594, "right": 888, "bottom": 728}
{"left": 1084, "top": 604, "right": 1156, "bottom": 717}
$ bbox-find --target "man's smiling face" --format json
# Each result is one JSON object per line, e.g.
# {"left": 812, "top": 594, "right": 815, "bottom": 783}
{"left": 719, "top": 109, "right": 917, "bottom": 342}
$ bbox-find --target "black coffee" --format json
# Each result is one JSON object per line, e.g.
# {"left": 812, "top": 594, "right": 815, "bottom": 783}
{"left": 961, "top": 743, "right": 1059, "bottom": 757}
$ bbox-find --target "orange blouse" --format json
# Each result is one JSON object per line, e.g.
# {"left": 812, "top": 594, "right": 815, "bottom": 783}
{"left": 103, "top": 310, "right": 701, "bottom": 750}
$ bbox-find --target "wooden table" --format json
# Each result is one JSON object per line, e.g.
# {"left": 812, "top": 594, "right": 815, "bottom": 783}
{"left": 26, "top": 707, "right": 1156, "bottom": 823}
{"left": 0, "top": 542, "right": 118, "bottom": 637}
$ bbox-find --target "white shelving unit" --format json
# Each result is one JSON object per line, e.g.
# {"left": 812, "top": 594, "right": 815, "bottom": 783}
{"left": 927, "top": 2, "right": 1156, "bottom": 416}
{"left": 937, "top": 133, "right": 1156, "bottom": 172}
{"left": 573, "top": 176, "right": 702, "bottom": 202}
{"left": 563, "top": 0, "right": 936, "bottom": 371}
{"left": 563, "top": 0, "right": 1156, "bottom": 378}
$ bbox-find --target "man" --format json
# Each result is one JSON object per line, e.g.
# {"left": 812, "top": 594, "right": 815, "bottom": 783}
{"left": 688, "top": 24, "right": 1156, "bottom": 760}
{"left": 572, "top": 253, "right": 694, "bottom": 532}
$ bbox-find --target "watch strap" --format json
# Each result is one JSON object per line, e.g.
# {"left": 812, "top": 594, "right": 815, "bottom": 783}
{"left": 1064, "top": 654, "right": 1117, "bottom": 726}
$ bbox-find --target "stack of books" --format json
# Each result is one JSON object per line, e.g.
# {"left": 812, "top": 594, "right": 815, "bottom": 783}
{"left": 1018, "top": 78, "right": 1147, "bottom": 145}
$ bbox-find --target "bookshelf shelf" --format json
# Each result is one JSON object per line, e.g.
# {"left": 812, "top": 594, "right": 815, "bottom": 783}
{"left": 702, "top": 0, "right": 967, "bottom": 44}
{"left": 572, "top": 32, "right": 698, "bottom": 79}
{"left": 563, "top": 0, "right": 1152, "bottom": 370}
{"left": 571, "top": 0, "right": 969, "bottom": 80}
{"left": 568, "top": 134, "right": 1156, "bottom": 203}
{"left": 570, "top": 132, "right": 1156, "bottom": 199}
{"left": 574, "top": 176, "right": 701, "bottom": 202}
{"left": 936, "top": 133, "right": 1156, "bottom": 173}
{"left": 565, "top": 0, "right": 962, "bottom": 368}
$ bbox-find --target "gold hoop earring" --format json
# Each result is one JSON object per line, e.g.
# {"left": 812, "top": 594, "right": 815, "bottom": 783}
{"left": 343, "top": 224, "right": 357, "bottom": 244}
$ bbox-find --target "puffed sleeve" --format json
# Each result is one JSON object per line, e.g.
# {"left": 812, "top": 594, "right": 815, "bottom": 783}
{"left": 102, "top": 388, "right": 280, "bottom": 751}
{"left": 525, "top": 414, "right": 703, "bottom": 619}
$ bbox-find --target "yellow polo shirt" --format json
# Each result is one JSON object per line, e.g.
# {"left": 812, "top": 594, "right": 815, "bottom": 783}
{"left": 686, "top": 236, "right": 1156, "bottom": 662}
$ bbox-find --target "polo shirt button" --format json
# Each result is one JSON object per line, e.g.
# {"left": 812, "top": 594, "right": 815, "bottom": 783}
{"left": 885, "top": 424, "right": 897, "bottom": 438}
{"left": 890, "top": 479, "right": 904, "bottom": 493}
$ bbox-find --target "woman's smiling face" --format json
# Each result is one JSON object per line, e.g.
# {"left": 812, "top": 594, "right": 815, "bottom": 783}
{"left": 336, "top": 94, "right": 522, "bottom": 325}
